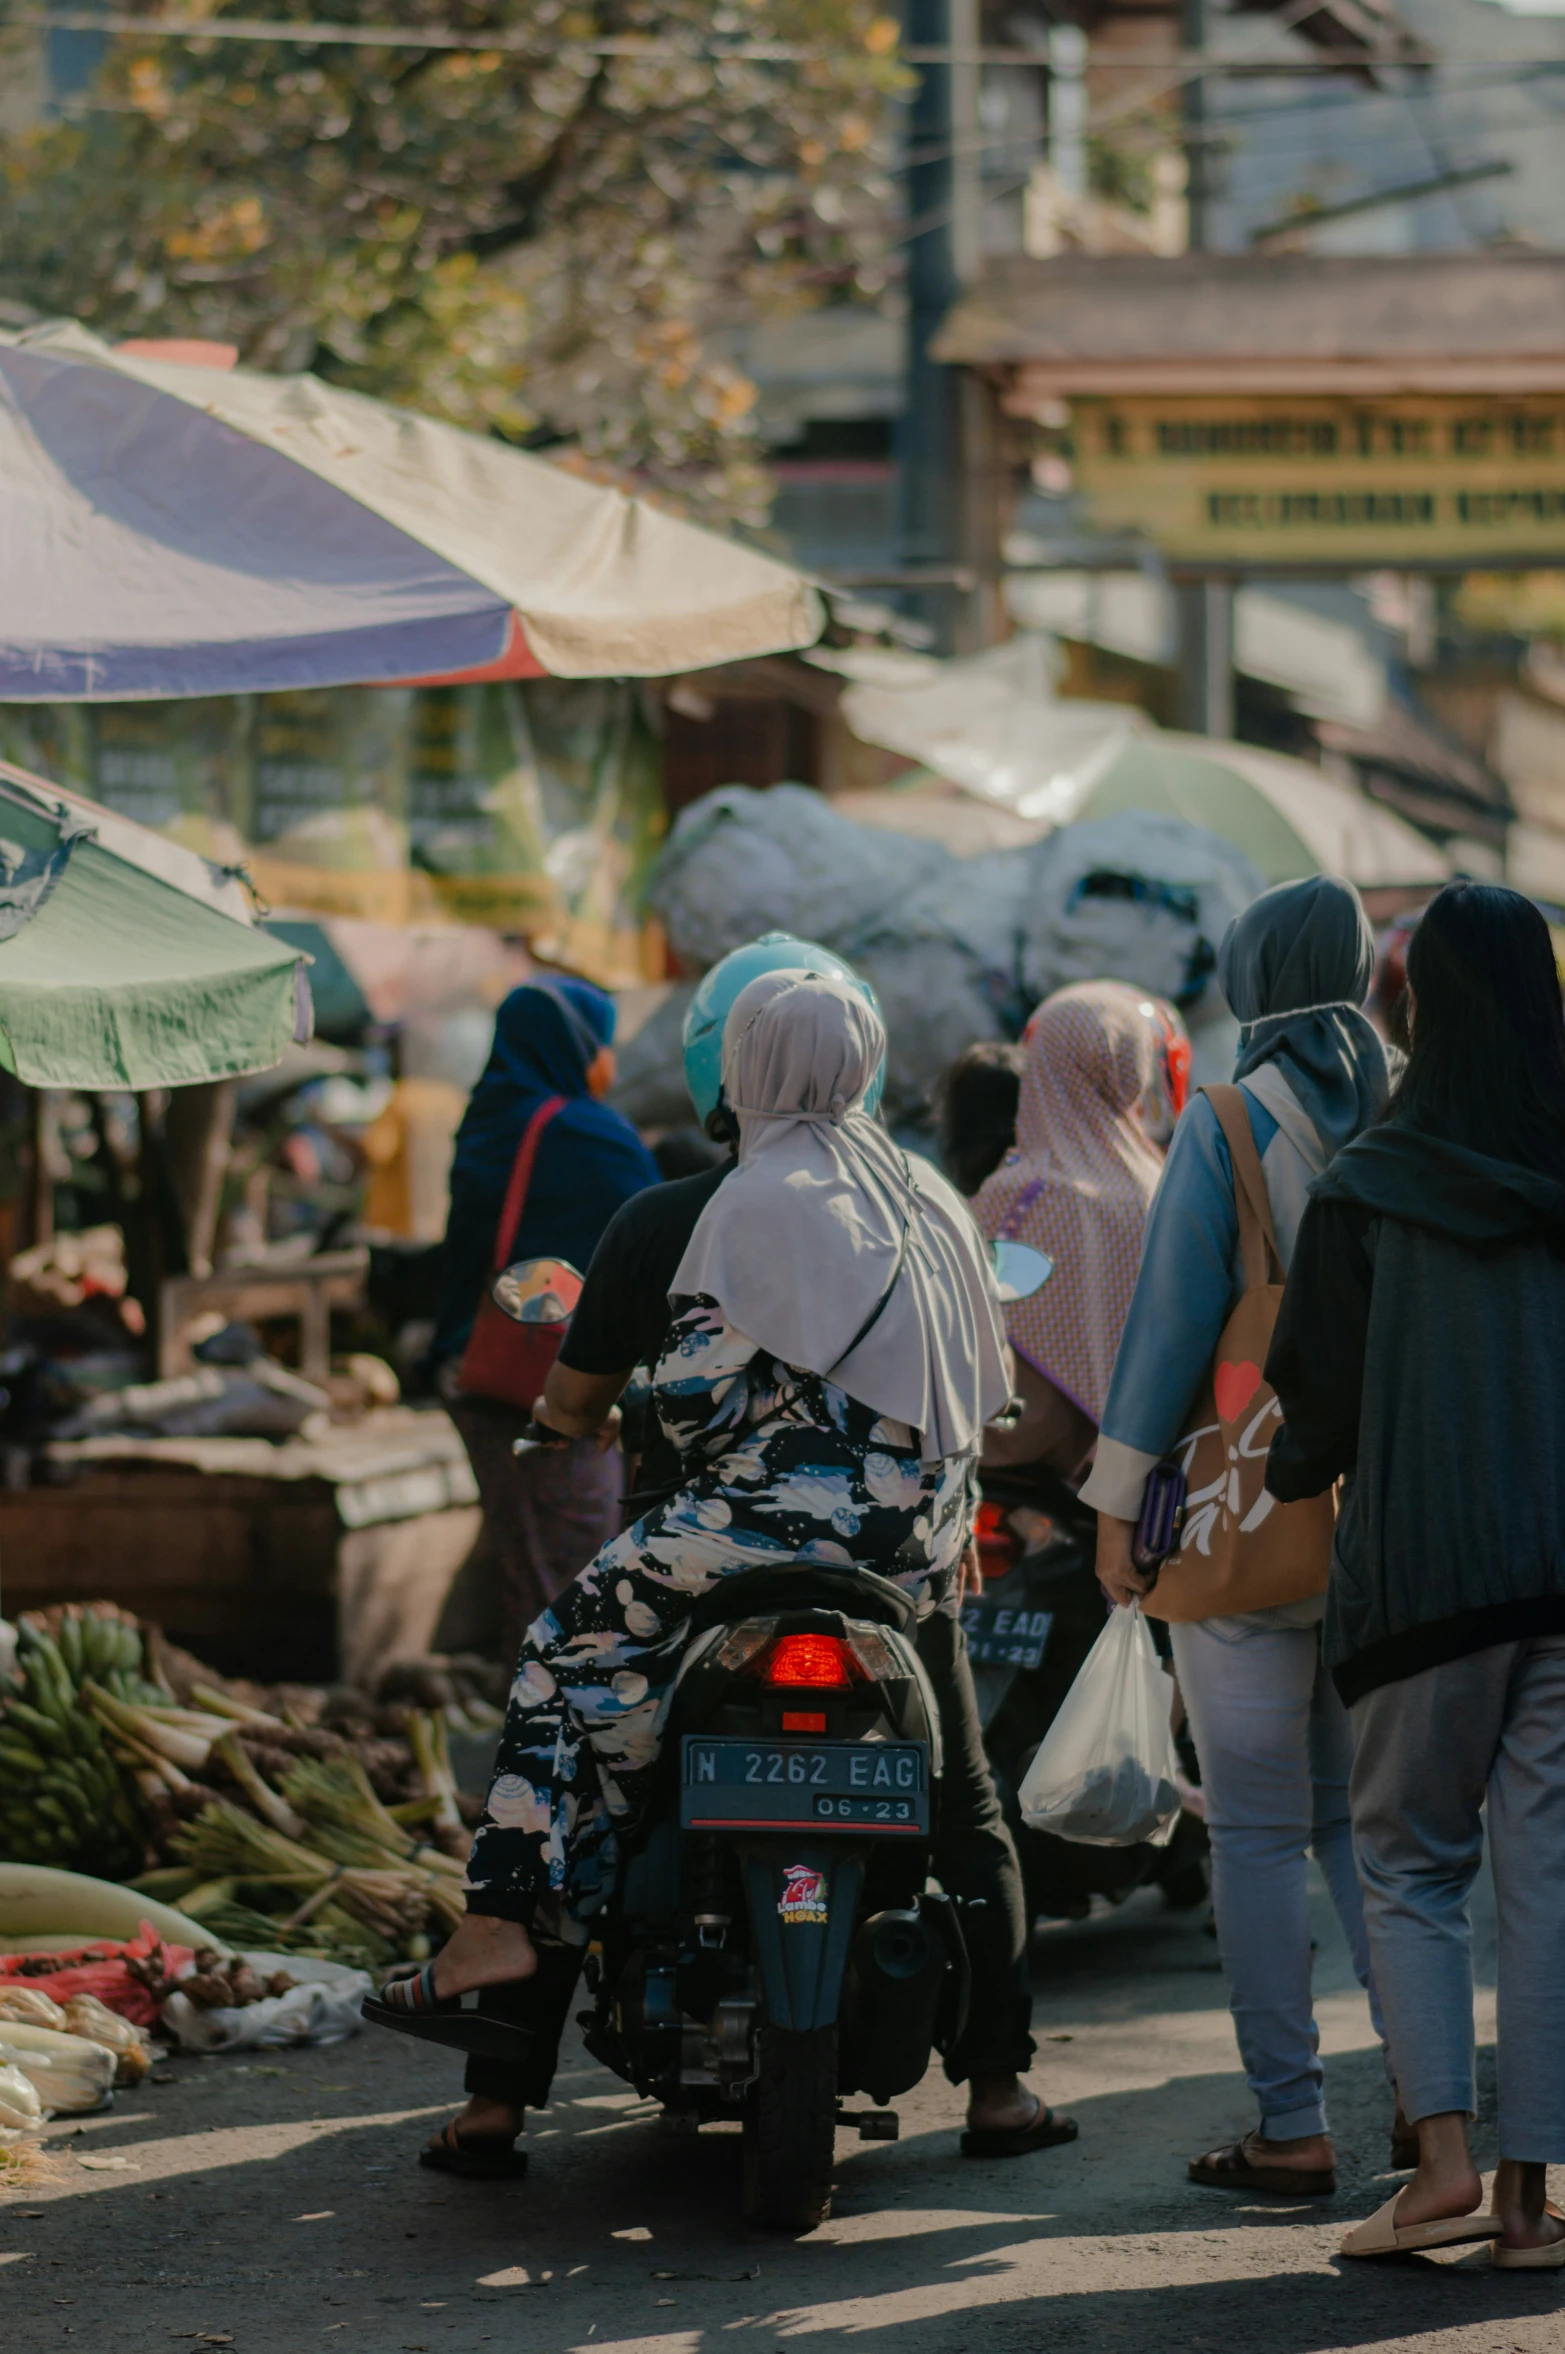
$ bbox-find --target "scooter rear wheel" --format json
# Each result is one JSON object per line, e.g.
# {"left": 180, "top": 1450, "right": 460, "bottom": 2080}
{"left": 742, "top": 2024, "right": 838, "bottom": 2231}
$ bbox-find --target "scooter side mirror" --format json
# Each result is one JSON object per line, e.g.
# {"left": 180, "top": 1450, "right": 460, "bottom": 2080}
{"left": 989, "top": 1240, "right": 1053, "bottom": 1303}
{"left": 490, "top": 1255, "right": 584, "bottom": 1326}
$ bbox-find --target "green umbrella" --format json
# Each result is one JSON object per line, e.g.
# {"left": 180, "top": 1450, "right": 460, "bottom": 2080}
{"left": 1080, "top": 741, "right": 1316, "bottom": 881}
{"left": 1077, "top": 735, "right": 1448, "bottom": 891}
{"left": 0, "top": 762, "right": 305, "bottom": 1090}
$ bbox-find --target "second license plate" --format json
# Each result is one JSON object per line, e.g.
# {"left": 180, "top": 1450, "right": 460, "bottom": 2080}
{"left": 961, "top": 1599, "right": 1054, "bottom": 1670}
{"left": 680, "top": 1737, "right": 929, "bottom": 1834}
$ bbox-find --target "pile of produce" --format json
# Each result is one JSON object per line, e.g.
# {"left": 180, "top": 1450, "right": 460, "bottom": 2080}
{"left": 0, "top": 1980, "right": 154, "bottom": 2078}
{"left": 0, "top": 1604, "right": 505, "bottom": 1970}
{"left": 0, "top": 1979, "right": 156, "bottom": 2132}
{"left": 0, "top": 1605, "right": 162, "bottom": 1879}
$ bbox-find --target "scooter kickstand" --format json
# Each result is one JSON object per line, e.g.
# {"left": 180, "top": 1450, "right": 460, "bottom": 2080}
{"left": 837, "top": 2107, "right": 900, "bottom": 2141}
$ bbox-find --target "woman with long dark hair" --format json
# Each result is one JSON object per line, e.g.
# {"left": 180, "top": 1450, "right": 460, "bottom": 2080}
{"left": 1268, "top": 880, "right": 1565, "bottom": 2265}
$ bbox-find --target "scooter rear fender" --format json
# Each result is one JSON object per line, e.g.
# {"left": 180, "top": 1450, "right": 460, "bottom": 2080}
{"left": 740, "top": 1840, "right": 865, "bottom": 2032}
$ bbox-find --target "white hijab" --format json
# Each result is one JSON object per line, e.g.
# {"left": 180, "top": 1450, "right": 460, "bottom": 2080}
{"left": 671, "top": 971, "right": 1009, "bottom": 1463}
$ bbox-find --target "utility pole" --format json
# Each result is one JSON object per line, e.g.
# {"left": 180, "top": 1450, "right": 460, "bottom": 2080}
{"left": 899, "top": 0, "right": 985, "bottom": 652}
{"left": 1174, "top": 0, "right": 1234, "bottom": 738}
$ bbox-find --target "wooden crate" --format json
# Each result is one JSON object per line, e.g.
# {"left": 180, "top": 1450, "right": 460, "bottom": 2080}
{"left": 0, "top": 1461, "right": 480, "bottom": 1687}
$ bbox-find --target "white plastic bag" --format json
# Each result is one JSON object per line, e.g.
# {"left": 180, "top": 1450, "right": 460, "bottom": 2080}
{"left": 1019, "top": 1602, "right": 1181, "bottom": 1847}
{"left": 159, "top": 1953, "right": 372, "bottom": 2053}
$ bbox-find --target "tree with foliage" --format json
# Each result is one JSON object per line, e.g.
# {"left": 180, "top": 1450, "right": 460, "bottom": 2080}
{"left": 0, "top": 3, "right": 904, "bottom": 522}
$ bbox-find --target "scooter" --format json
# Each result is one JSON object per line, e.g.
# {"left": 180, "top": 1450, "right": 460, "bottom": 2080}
{"left": 578, "top": 1562, "right": 965, "bottom": 2229}
{"left": 967, "top": 1462, "right": 1209, "bottom": 1925}
{"left": 497, "top": 1243, "right": 1053, "bottom": 2232}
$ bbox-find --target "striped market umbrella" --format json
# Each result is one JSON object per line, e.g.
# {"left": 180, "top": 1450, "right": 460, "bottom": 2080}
{"left": 0, "top": 320, "right": 822, "bottom": 702}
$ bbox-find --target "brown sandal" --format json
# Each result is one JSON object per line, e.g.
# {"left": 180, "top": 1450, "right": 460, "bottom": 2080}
{"left": 1189, "top": 2138, "right": 1336, "bottom": 2197}
{"left": 419, "top": 2120, "right": 529, "bottom": 2180}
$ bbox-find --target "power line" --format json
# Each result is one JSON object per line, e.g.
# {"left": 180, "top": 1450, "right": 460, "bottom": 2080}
{"left": 1249, "top": 156, "right": 1512, "bottom": 246}
{"left": 5, "top": 9, "right": 1543, "bottom": 69}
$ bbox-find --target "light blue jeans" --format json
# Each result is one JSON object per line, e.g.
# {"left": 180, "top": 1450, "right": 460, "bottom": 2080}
{"left": 1171, "top": 1613, "right": 1386, "bottom": 2141}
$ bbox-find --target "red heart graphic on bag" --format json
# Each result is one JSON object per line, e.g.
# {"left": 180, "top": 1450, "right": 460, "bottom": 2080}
{"left": 1214, "top": 1358, "right": 1263, "bottom": 1424}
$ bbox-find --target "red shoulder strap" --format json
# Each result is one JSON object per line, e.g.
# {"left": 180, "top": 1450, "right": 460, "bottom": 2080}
{"left": 491, "top": 1095, "right": 567, "bottom": 1273}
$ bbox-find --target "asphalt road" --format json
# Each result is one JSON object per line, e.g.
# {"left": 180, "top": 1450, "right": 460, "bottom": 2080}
{"left": 3, "top": 1862, "right": 1559, "bottom": 2354}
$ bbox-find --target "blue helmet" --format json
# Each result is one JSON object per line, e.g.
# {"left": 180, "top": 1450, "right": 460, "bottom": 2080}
{"left": 682, "top": 932, "right": 886, "bottom": 1134}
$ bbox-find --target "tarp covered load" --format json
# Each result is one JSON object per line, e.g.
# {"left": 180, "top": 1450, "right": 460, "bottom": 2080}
{"left": 0, "top": 759, "right": 305, "bottom": 1089}
{"left": 0, "top": 321, "right": 822, "bottom": 701}
{"left": 627, "top": 785, "right": 1263, "bottom": 1126}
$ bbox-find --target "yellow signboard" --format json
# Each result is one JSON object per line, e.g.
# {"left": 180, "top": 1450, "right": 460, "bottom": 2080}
{"left": 1070, "top": 397, "right": 1565, "bottom": 567}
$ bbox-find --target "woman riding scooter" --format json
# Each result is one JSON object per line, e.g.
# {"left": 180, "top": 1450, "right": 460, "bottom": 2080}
{"left": 368, "top": 971, "right": 1068, "bottom": 2171}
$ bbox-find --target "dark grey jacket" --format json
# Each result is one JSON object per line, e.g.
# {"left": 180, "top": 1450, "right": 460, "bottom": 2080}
{"left": 1265, "top": 1125, "right": 1565, "bottom": 1702}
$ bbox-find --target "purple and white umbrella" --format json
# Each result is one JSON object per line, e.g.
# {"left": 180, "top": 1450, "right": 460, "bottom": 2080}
{"left": 0, "top": 320, "right": 822, "bottom": 701}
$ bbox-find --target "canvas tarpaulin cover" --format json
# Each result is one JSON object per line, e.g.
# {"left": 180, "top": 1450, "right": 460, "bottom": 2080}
{"left": 0, "top": 763, "right": 304, "bottom": 1089}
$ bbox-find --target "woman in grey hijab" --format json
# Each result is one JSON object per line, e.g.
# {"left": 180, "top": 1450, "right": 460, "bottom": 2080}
{"left": 1081, "top": 872, "right": 1399, "bottom": 2200}
{"left": 1221, "top": 874, "right": 1389, "bottom": 1159}
{"left": 414, "top": 970, "right": 1009, "bottom": 1991}
{"left": 675, "top": 969, "right": 1010, "bottom": 1461}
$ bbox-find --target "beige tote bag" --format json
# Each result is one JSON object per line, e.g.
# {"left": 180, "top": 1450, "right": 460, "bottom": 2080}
{"left": 1144, "top": 1085, "right": 1335, "bottom": 1625}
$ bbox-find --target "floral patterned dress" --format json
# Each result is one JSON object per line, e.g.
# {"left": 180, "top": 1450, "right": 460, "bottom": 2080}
{"left": 462, "top": 1292, "right": 973, "bottom": 1937}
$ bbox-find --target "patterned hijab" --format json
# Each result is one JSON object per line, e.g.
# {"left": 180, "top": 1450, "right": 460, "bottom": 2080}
{"left": 673, "top": 971, "right": 1009, "bottom": 1462}
{"left": 974, "top": 981, "right": 1165, "bottom": 1425}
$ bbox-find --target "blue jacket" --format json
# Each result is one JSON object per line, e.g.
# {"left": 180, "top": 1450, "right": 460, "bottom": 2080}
{"left": 432, "top": 980, "right": 659, "bottom": 1366}
{"left": 1080, "top": 1086, "right": 1290, "bottom": 1520}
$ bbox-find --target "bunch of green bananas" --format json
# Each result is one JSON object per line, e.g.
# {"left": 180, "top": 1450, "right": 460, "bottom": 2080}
{"left": 0, "top": 1608, "right": 150, "bottom": 1875}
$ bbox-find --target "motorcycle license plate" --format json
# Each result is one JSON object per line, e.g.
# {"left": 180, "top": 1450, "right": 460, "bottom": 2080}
{"left": 961, "top": 1598, "right": 1054, "bottom": 1670}
{"left": 680, "top": 1738, "right": 929, "bottom": 1834}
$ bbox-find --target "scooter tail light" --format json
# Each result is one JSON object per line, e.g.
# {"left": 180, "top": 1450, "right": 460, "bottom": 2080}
{"left": 761, "top": 1633, "right": 858, "bottom": 1689}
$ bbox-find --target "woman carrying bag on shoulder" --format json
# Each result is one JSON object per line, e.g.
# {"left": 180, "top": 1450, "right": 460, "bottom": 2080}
{"left": 1267, "top": 883, "right": 1565, "bottom": 2267}
{"left": 430, "top": 979, "right": 659, "bottom": 1664}
{"left": 1081, "top": 875, "right": 1396, "bottom": 2198}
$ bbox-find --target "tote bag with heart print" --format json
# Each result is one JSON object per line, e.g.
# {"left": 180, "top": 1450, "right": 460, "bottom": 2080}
{"left": 1142, "top": 1084, "right": 1335, "bottom": 1626}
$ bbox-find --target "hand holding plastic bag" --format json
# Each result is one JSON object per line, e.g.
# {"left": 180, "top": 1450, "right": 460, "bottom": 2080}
{"left": 1018, "top": 1601, "right": 1181, "bottom": 1847}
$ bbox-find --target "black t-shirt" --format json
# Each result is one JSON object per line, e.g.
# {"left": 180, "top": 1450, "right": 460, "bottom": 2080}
{"left": 558, "top": 1160, "right": 732, "bottom": 1506}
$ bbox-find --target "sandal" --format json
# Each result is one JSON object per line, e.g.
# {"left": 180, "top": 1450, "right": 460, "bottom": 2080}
{"left": 419, "top": 2120, "right": 530, "bottom": 2181}
{"left": 361, "top": 1963, "right": 536, "bottom": 2064}
{"left": 961, "top": 2101, "right": 1079, "bottom": 2159}
{"left": 1340, "top": 2192, "right": 1502, "bottom": 2259}
{"left": 1189, "top": 2138, "right": 1336, "bottom": 2198}
{"left": 1493, "top": 2204, "right": 1565, "bottom": 2269}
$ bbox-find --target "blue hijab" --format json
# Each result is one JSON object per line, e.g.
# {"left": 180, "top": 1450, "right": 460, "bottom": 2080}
{"left": 433, "top": 978, "right": 659, "bottom": 1363}
{"left": 1219, "top": 875, "right": 1389, "bottom": 1161}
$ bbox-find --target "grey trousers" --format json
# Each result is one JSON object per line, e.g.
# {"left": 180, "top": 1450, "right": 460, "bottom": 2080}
{"left": 445, "top": 1397, "right": 623, "bottom": 1670}
{"left": 1172, "top": 1614, "right": 1385, "bottom": 2140}
{"left": 1350, "top": 1633, "right": 1565, "bottom": 2164}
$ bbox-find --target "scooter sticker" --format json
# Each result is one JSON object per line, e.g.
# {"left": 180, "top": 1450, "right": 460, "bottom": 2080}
{"left": 777, "top": 1864, "right": 828, "bottom": 1926}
